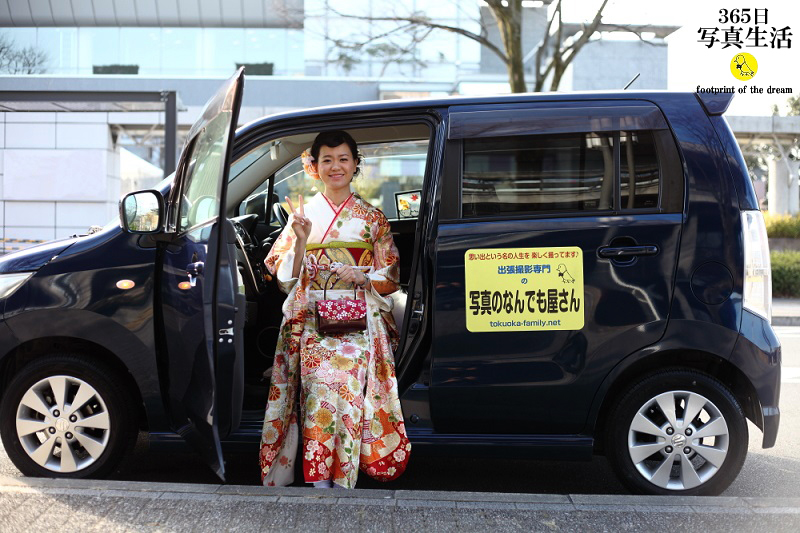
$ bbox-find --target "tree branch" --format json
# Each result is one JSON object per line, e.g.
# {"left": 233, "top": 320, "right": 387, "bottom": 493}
{"left": 484, "top": 0, "right": 505, "bottom": 11}
{"left": 329, "top": 9, "right": 509, "bottom": 64}
{"left": 375, "top": 26, "right": 434, "bottom": 76}
{"left": 534, "top": 0, "right": 560, "bottom": 90}
{"left": 537, "top": 3, "right": 558, "bottom": 55}
{"left": 331, "top": 21, "right": 420, "bottom": 51}
{"left": 547, "top": 0, "right": 564, "bottom": 89}
{"left": 561, "top": 0, "right": 610, "bottom": 68}
{"left": 0, "top": 32, "right": 47, "bottom": 74}
{"left": 600, "top": 24, "right": 668, "bottom": 46}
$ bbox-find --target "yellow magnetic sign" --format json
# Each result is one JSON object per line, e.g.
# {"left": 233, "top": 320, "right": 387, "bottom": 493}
{"left": 464, "top": 247, "right": 584, "bottom": 332}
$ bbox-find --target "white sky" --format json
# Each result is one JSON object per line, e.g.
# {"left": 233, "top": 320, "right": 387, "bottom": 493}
{"left": 564, "top": 0, "right": 800, "bottom": 115}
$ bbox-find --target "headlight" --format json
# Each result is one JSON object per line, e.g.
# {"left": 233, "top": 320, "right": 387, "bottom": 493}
{"left": 741, "top": 211, "right": 771, "bottom": 322}
{"left": 0, "top": 272, "right": 35, "bottom": 300}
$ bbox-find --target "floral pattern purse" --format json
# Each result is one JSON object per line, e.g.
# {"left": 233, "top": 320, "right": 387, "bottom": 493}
{"left": 315, "top": 272, "right": 367, "bottom": 334}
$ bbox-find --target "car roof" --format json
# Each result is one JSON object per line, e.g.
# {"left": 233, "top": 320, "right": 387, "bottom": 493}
{"left": 237, "top": 90, "right": 704, "bottom": 136}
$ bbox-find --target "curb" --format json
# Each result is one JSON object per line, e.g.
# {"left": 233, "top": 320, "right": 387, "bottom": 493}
{"left": 773, "top": 316, "right": 800, "bottom": 326}
{"left": 2, "top": 476, "right": 800, "bottom": 515}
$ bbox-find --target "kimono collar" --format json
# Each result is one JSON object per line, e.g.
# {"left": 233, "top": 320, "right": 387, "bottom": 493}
{"left": 321, "top": 191, "right": 355, "bottom": 212}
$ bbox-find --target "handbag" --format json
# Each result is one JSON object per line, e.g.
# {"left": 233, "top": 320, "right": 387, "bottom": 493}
{"left": 315, "top": 272, "right": 367, "bottom": 334}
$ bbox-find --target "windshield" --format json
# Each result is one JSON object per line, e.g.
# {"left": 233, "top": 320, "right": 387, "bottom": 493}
{"left": 230, "top": 143, "right": 270, "bottom": 183}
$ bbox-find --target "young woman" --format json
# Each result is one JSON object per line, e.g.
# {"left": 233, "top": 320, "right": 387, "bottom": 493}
{"left": 259, "top": 130, "right": 410, "bottom": 489}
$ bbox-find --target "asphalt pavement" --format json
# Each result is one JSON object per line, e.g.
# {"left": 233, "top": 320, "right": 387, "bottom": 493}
{"left": 0, "top": 300, "right": 798, "bottom": 532}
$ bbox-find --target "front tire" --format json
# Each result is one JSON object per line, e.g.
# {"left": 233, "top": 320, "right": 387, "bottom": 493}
{"left": 0, "top": 354, "right": 137, "bottom": 478}
{"left": 606, "top": 369, "right": 748, "bottom": 496}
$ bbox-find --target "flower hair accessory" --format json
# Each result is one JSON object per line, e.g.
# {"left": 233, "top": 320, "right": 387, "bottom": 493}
{"left": 301, "top": 149, "right": 320, "bottom": 180}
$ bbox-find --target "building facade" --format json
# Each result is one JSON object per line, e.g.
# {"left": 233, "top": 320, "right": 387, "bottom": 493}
{"left": 0, "top": 0, "right": 675, "bottom": 250}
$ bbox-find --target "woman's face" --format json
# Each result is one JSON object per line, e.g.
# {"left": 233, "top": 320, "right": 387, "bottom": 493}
{"left": 315, "top": 143, "right": 357, "bottom": 196}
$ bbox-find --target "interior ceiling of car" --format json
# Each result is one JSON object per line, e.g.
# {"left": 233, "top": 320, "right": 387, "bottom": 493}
{"left": 226, "top": 123, "right": 430, "bottom": 213}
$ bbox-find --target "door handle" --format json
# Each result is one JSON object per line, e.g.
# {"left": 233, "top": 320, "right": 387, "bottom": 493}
{"left": 186, "top": 261, "right": 204, "bottom": 287}
{"left": 597, "top": 245, "right": 658, "bottom": 259}
{"left": 408, "top": 303, "right": 424, "bottom": 335}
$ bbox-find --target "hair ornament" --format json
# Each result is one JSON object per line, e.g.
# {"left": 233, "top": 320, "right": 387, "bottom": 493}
{"left": 301, "top": 149, "right": 320, "bottom": 179}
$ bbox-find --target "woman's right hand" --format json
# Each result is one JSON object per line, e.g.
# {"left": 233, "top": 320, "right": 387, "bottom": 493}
{"left": 286, "top": 194, "right": 312, "bottom": 243}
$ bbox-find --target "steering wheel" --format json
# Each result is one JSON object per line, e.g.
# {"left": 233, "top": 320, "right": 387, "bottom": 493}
{"left": 272, "top": 201, "right": 289, "bottom": 230}
{"left": 230, "top": 222, "right": 263, "bottom": 295}
{"left": 186, "top": 195, "right": 218, "bottom": 227}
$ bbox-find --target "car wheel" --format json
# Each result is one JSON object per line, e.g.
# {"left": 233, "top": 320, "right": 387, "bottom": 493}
{"left": 0, "top": 354, "right": 137, "bottom": 478}
{"left": 606, "top": 369, "right": 748, "bottom": 495}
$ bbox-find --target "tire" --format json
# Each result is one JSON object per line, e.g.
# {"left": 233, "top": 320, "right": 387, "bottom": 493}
{"left": 0, "top": 354, "right": 137, "bottom": 478}
{"left": 605, "top": 368, "right": 748, "bottom": 496}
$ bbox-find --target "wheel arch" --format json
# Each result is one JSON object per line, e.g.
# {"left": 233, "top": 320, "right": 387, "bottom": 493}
{"left": 590, "top": 348, "right": 760, "bottom": 454}
{"left": 0, "top": 336, "right": 148, "bottom": 432}
{"left": 1, "top": 307, "right": 168, "bottom": 431}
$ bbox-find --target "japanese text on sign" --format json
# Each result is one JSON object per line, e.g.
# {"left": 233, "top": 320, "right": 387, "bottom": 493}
{"left": 464, "top": 247, "right": 584, "bottom": 332}
{"left": 698, "top": 8, "right": 792, "bottom": 49}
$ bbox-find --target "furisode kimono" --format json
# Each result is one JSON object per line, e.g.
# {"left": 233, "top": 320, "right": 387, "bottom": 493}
{"left": 259, "top": 191, "right": 411, "bottom": 488}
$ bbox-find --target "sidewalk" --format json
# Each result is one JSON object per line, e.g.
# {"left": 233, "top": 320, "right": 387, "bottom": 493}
{"left": 773, "top": 298, "right": 800, "bottom": 326}
{"left": 1, "top": 476, "right": 799, "bottom": 532}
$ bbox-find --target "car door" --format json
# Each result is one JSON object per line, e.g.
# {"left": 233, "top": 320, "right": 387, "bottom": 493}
{"left": 159, "top": 69, "right": 245, "bottom": 480}
{"left": 429, "top": 101, "right": 684, "bottom": 436}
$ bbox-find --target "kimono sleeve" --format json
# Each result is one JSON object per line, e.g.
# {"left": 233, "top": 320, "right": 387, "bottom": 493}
{"left": 264, "top": 224, "right": 300, "bottom": 294}
{"left": 367, "top": 211, "right": 400, "bottom": 296}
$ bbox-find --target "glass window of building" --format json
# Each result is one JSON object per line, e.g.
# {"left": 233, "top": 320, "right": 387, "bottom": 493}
{"left": 161, "top": 28, "right": 201, "bottom": 76}
{"left": 120, "top": 28, "right": 162, "bottom": 74}
{"left": 78, "top": 28, "right": 119, "bottom": 74}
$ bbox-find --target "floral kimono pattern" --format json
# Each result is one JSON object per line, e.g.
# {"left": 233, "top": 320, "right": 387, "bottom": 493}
{"left": 260, "top": 192, "right": 410, "bottom": 488}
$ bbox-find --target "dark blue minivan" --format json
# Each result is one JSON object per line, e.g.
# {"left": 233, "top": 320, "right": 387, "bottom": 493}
{"left": 0, "top": 70, "right": 780, "bottom": 495}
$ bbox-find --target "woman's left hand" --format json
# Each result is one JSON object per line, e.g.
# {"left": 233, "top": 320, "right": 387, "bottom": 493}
{"left": 331, "top": 264, "right": 366, "bottom": 287}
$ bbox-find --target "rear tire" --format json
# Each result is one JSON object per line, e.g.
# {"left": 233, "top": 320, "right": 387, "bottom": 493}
{"left": 0, "top": 354, "right": 137, "bottom": 478}
{"left": 606, "top": 369, "right": 748, "bottom": 495}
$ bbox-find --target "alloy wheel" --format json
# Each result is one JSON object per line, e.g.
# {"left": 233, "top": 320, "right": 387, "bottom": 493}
{"left": 627, "top": 390, "right": 730, "bottom": 491}
{"left": 15, "top": 375, "right": 111, "bottom": 473}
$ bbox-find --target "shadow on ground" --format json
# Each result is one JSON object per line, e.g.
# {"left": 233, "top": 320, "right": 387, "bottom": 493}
{"left": 110, "top": 429, "right": 800, "bottom": 497}
{"left": 114, "top": 434, "right": 627, "bottom": 494}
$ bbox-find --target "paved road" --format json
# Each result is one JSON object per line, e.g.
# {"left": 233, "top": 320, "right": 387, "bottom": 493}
{"left": 2, "top": 327, "right": 798, "bottom": 495}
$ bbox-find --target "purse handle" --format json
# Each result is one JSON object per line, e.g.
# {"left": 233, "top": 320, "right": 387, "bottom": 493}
{"left": 322, "top": 272, "right": 356, "bottom": 300}
{"left": 319, "top": 261, "right": 371, "bottom": 299}
{"left": 322, "top": 269, "right": 369, "bottom": 299}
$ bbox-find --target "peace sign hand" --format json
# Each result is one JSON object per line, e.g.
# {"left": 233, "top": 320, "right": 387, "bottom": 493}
{"left": 286, "top": 194, "right": 312, "bottom": 243}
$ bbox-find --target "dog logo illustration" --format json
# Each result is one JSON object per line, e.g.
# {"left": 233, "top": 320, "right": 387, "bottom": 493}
{"left": 731, "top": 53, "right": 757, "bottom": 80}
{"left": 556, "top": 264, "right": 575, "bottom": 283}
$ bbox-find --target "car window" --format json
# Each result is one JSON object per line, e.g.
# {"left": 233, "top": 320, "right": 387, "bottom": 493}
{"left": 263, "top": 138, "right": 429, "bottom": 221}
{"left": 620, "top": 130, "right": 660, "bottom": 210}
{"left": 178, "top": 112, "right": 229, "bottom": 232}
{"left": 463, "top": 132, "right": 615, "bottom": 217}
{"left": 462, "top": 129, "right": 670, "bottom": 218}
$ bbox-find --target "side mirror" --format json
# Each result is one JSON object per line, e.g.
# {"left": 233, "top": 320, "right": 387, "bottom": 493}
{"left": 120, "top": 190, "right": 164, "bottom": 234}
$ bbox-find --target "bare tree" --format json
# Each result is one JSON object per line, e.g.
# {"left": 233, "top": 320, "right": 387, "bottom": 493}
{"left": 0, "top": 33, "right": 16, "bottom": 72}
{"left": 533, "top": 0, "right": 609, "bottom": 91}
{"left": 330, "top": 24, "right": 434, "bottom": 76}
{"left": 0, "top": 32, "right": 48, "bottom": 74}
{"left": 325, "top": 0, "right": 617, "bottom": 93}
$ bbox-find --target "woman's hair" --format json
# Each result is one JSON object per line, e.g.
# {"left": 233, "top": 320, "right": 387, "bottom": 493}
{"left": 310, "top": 130, "right": 362, "bottom": 176}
